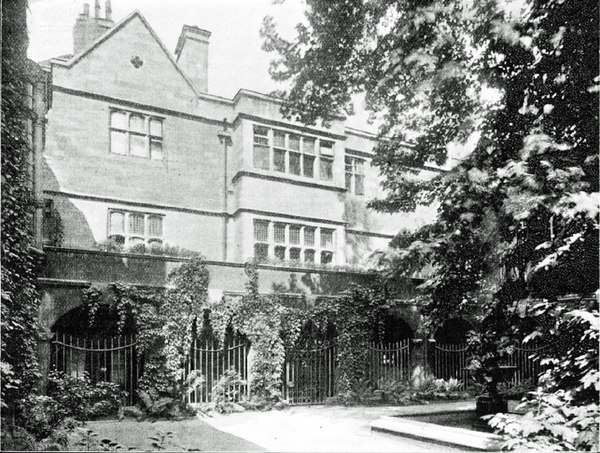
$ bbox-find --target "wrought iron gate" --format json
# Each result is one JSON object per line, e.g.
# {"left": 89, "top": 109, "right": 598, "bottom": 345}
{"left": 184, "top": 339, "right": 248, "bottom": 404}
{"left": 504, "top": 340, "right": 548, "bottom": 385}
{"left": 368, "top": 339, "right": 411, "bottom": 386}
{"left": 432, "top": 342, "right": 470, "bottom": 385}
{"left": 284, "top": 342, "right": 337, "bottom": 405}
{"left": 50, "top": 332, "right": 139, "bottom": 405}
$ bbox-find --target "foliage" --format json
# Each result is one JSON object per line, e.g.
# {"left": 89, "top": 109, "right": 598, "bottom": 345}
{"left": 94, "top": 240, "right": 201, "bottom": 258}
{"left": 488, "top": 300, "right": 599, "bottom": 451}
{"left": 1, "top": 0, "right": 42, "bottom": 418}
{"left": 17, "top": 370, "right": 127, "bottom": 438}
{"left": 72, "top": 427, "right": 130, "bottom": 452}
{"left": 82, "top": 257, "right": 210, "bottom": 416}
{"left": 197, "top": 368, "right": 246, "bottom": 414}
{"left": 148, "top": 429, "right": 174, "bottom": 451}
{"left": 262, "top": 0, "right": 598, "bottom": 422}
{"left": 315, "top": 284, "right": 388, "bottom": 397}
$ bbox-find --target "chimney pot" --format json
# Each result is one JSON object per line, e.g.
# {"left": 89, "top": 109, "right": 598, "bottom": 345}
{"left": 73, "top": 0, "right": 115, "bottom": 55}
{"left": 105, "top": 0, "right": 112, "bottom": 20}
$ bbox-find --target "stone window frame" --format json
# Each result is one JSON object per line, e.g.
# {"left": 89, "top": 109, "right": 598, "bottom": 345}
{"left": 252, "top": 218, "right": 335, "bottom": 265}
{"left": 109, "top": 108, "right": 164, "bottom": 160}
{"left": 344, "top": 155, "right": 366, "bottom": 196}
{"left": 252, "top": 124, "right": 331, "bottom": 181}
{"left": 107, "top": 209, "right": 164, "bottom": 247}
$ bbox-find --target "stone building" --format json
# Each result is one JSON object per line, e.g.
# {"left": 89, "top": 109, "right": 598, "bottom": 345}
{"left": 35, "top": 3, "right": 467, "bottom": 394}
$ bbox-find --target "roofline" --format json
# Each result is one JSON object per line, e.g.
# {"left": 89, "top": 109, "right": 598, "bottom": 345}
{"left": 53, "top": 10, "right": 202, "bottom": 99}
{"left": 232, "top": 88, "right": 347, "bottom": 121}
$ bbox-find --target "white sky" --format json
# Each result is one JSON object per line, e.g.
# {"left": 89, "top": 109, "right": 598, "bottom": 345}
{"left": 27, "top": 0, "right": 375, "bottom": 130}
{"left": 27, "top": 0, "right": 305, "bottom": 99}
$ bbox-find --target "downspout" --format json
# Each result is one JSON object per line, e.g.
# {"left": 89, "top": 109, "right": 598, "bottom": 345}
{"left": 218, "top": 120, "right": 232, "bottom": 261}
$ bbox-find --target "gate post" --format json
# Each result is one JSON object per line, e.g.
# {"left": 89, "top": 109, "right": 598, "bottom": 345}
{"left": 409, "top": 337, "right": 433, "bottom": 386}
{"left": 246, "top": 344, "right": 255, "bottom": 398}
{"left": 37, "top": 330, "right": 53, "bottom": 393}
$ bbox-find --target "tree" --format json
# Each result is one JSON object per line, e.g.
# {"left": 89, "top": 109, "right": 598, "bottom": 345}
{"left": 262, "top": 0, "right": 598, "bottom": 448}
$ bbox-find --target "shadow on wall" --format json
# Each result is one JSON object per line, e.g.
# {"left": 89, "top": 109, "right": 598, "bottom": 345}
{"left": 270, "top": 271, "right": 376, "bottom": 296}
{"left": 42, "top": 158, "right": 97, "bottom": 249}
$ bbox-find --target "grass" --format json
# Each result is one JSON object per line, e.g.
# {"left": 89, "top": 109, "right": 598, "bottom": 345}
{"left": 70, "top": 417, "right": 266, "bottom": 451}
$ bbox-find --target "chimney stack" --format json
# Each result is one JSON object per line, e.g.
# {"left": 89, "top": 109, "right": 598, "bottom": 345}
{"left": 73, "top": 1, "right": 115, "bottom": 55}
{"left": 175, "top": 25, "right": 211, "bottom": 93}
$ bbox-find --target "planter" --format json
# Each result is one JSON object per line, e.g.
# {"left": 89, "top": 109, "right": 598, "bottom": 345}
{"left": 475, "top": 395, "right": 508, "bottom": 417}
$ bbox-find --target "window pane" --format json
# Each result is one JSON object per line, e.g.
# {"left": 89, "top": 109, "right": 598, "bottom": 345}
{"left": 274, "top": 148, "right": 286, "bottom": 172}
{"left": 289, "top": 225, "right": 301, "bottom": 244}
{"left": 345, "top": 173, "right": 352, "bottom": 191}
{"left": 304, "top": 249, "right": 315, "bottom": 263}
{"left": 289, "top": 152, "right": 301, "bottom": 175}
{"left": 148, "top": 216, "right": 163, "bottom": 237}
{"left": 274, "top": 223, "right": 286, "bottom": 243}
{"left": 150, "top": 139, "right": 163, "bottom": 160}
{"left": 130, "top": 134, "right": 147, "bottom": 157}
{"left": 289, "top": 134, "right": 300, "bottom": 151}
{"left": 303, "top": 137, "right": 315, "bottom": 154}
{"left": 253, "top": 126, "right": 269, "bottom": 146}
{"left": 149, "top": 118, "right": 162, "bottom": 137}
{"left": 355, "top": 175, "right": 365, "bottom": 195}
{"left": 321, "top": 251, "right": 333, "bottom": 264}
{"left": 303, "top": 155, "right": 315, "bottom": 178}
{"left": 253, "top": 145, "right": 270, "bottom": 169}
{"left": 110, "top": 131, "right": 128, "bottom": 155}
{"left": 254, "top": 220, "right": 269, "bottom": 242}
{"left": 321, "top": 229, "right": 333, "bottom": 248}
{"left": 320, "top": 140, "right": 334, "bottom": 156}
{"left": 129, "top": 114, "right": 145, "bottom": 133}
{"left": 254, "top": 243, "right": 269, "bottom": 260}
{"left": 274, "top": 246, "right": 286, "bottom": 260}
{"left": 254, "top": 125, "right": 269, "bottom": 136}
{"left": 320, "top": 158, "right": 333, "bottom": 180}
{"left": 110, "top": 111, "right": 127, "bottom": 129}
{"left": 273, "top": 131, "right": 286, "bottom": 148}
{"left": 355, "top": 159, "right": 365, "bottom": 174}
{"left": 304, "top": 227, "right": 315, "bottom": 246}
{"left": 129, "top": 213, "right": 145, "bottom": 235}
{"left": 289, "top": 248, "right": 300, "bottom": 261}
{"left": 109, "top": 212, "right": 125, "bottom": 234}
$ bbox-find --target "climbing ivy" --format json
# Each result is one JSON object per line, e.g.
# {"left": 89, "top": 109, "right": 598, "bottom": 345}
{"left": 82, "top": 259, "right": 393, "bottom": 409}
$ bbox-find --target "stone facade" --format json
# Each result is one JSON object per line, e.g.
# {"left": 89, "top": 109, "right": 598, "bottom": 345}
{"left": 37, "top": 6, "right": 445, "bottom": 339}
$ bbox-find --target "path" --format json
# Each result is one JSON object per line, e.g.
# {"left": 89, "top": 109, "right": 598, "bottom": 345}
{"left": 201, "top": 401, "right": 474, "bottom": 452}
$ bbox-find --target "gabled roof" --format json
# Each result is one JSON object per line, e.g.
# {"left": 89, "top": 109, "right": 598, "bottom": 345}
{"left": 53, "top": 10, "right": 201, "bottom": 98}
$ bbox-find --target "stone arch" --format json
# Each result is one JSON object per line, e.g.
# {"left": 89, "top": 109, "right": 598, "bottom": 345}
{"left": 434, "top": 318, "right": 474, "bottom": 344}
{"left": 379, "top": 312, "right": 415, "bottom": 343}
{"left": 52, "top": 303, "right": 135, "bottom": 336}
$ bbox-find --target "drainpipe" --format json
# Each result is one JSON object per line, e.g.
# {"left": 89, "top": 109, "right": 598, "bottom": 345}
{"left": 218, "top": 120, "right": 232, "bottom": 262}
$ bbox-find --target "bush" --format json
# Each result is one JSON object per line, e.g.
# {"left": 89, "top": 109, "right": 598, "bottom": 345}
{"left": 196, "top": 368, "right": 247, "bottom": 415}
{"left": 46, "top": 371, "right": 127, "bottom": 420}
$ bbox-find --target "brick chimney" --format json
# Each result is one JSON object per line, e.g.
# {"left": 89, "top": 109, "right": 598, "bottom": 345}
{"left": 175, "top": 25, "right": 211, "bottom": 93}
{"left": 73, "top": 0, "right": 115, "bottom": 55}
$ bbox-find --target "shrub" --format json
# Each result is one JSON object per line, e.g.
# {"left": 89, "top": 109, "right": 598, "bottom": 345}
{"left": 46, "top": 371, "right": 127, "bottom": 420}
{"left": 210, "top": 368, "right": 246, "bottom": 414}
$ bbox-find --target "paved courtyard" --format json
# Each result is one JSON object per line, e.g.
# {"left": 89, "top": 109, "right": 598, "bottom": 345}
{"left": 201, "top": 402, "right": 474, "bottom": 452}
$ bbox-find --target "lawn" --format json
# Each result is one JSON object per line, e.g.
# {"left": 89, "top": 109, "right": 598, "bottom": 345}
{"left": 70, "top": 416, "right": 266, "bottom": 451}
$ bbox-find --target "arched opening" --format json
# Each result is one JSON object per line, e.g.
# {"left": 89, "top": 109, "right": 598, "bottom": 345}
{"left": 434, "top": 318, "right": 474, "bottom": 344}
{"left": 285, "top": 319, "right": 337, "bottom": 404}
{"left": 431, "top": 318, "right": 474, "bottom": 384}
{"left": 378, "top": 313, "right": 415, "bottom": 343}
{"left": 50, "top": 304, "right": 138, "bottom": 404}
